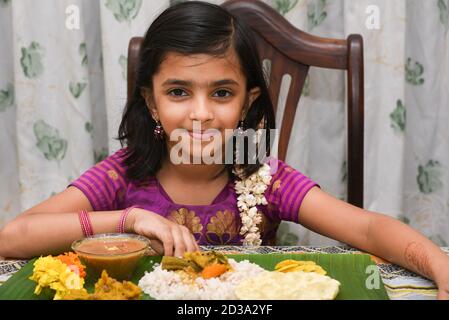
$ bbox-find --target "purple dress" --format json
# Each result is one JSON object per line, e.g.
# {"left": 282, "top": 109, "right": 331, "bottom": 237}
{"left": 68, "top": 149, "right": 319, "bottom": 245}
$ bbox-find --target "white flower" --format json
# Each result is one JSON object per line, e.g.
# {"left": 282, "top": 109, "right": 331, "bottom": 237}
{"left": 237, "top": 201, "right": 248, "bottom": 211}
{"left": 261, "top": 175, "right": 272, "bottom": 185}
{"left": 247, "top": 207, "right": 258, "bottom": 218}
{"left": 245, "top": 233, "right": 257, "bottom": 241}
{"left": 244, "top": 179, "right": 253, "bottom": 189}
{"left": 249, "top": 226, "right": 259, "bottom": 234}
{"left": 253, "top": 184, "right": 267, "bottom": 194}
{"left": 241, "top": 215, "right": 253, "bottom": 227}
{"left": 234, "top": 162, "right": 272, "bottom": 246}
{"left": 240, "top": 226, "right": 248, "bottom": 235}
{"left": 244, "top": 194, "right": 257, "bottom": 207}
{"left": 242, "top": 232, "right": 262, "bottom": 246}
{"left": 259, "top": 164, "right": 270, "bottom": 174}
{"left": 235, "top": 182, "right": 248, "bottom": 194}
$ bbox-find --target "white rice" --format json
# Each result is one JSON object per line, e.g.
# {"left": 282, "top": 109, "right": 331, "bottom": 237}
{"left": 138, "top": 259, "right": 266, "bottom": 300}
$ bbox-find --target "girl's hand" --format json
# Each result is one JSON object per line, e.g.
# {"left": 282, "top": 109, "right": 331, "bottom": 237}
{"left": 434, "top": 258, "right": 449, "bottom": 300}
{"left": 438, "top": 285, "right": 449, "bottom": 300}
{"left": 128, "top": 208, "right": 200, "bottom": 257}
{"left": 436, "top": 272, "right": 449, "bottom": 300}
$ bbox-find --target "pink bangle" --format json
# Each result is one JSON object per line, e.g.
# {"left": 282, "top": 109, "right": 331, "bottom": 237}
{"left": 78, "top": 210, "right": 94, "bottom": 237}
{"left": 117, "top": 206, "right": 140, "bottom": 233}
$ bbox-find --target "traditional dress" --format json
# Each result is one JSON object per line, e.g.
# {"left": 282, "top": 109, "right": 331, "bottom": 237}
{"left": 68, "top": 149, "right": 319, "bottom": 245}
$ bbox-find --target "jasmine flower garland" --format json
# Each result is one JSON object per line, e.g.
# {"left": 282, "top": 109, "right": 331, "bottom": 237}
{"left": 233, "top": 162, "right": 272, "bottom": 246}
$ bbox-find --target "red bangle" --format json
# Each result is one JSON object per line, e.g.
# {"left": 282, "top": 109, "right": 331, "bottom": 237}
{"left": 117, "top": 206, "right": 140, "bottom": 233}
{"left": 78, "top": 210, "right": 94, "bottom": 237}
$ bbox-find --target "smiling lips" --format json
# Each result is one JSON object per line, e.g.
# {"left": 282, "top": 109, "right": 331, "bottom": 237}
{"left": 188, "top": 130, "right": 219, "bottom": 140}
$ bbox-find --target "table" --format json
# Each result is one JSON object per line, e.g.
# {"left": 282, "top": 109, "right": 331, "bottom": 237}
{"left": 1, "top": 245, "right": 448, "bottom": 300}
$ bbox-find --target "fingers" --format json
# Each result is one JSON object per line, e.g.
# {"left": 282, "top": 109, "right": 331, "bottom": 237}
{"left": 437, "top": 289, "right": 449, "bottom": 300}
{"left": 180, "top": 226, "right": 199, "bottom": 253}
{"left": 192, "top": 234, "right": 201, "bottom": 252}
{"left": 193, "top": 239, "right": 201, "bottom": 252}
{"left": 148, "top": 239, "right": 164, "bottom": 255}
{"left": 167, "top": 225, "right": 199, "bottom": 257}
{"left": 171, "top": 227, "right": 187, "bottom": 258}
{"left": 133, "top": 211, "right": 200, "bottom": 256}
{"left": 157, "top": 227, "right": 175, "bottom": 257}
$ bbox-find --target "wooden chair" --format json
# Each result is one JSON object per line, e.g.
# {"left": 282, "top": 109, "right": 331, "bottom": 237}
{"left": 126, "top": 0, "right": 364, "bottom": 208}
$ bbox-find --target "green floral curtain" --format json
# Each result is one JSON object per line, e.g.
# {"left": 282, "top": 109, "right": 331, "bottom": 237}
{"left": 0, "top": 0, "right": 448, "bottom": 247}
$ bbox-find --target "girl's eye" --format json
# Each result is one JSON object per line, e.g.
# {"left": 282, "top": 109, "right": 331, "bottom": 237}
{"left": 213, "top": 89, "right": 232, "bottom": 98}
{"left": 168, "top": 88, "right": 188, "bottom": 97}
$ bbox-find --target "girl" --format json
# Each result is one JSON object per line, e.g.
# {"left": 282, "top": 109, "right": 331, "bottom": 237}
{"left": 0, "top": 1, "right": 448, "bottom": 299}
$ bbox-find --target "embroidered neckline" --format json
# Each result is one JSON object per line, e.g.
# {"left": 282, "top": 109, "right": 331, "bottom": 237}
{"left": 155, "top": 176, "right": 235, "bottom": 207}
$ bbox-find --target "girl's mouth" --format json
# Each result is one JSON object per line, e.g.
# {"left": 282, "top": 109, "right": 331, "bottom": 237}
{"left": 188, "top": 130, "right": 219, "bottom": 140}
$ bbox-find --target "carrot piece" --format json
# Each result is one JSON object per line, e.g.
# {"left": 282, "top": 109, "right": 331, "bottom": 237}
{"left": 201, "top": 263, "right": 228, "bottom": 279}
{"left": 57, "top": 252, "right": 86, "bottom": 278}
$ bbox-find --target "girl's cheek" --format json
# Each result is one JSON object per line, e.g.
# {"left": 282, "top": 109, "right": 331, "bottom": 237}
{"left": 217, "top": 108, "right": 241, "bottom": 128}
{"left": 160, "top": 105, "right": 188, "bottom": 126}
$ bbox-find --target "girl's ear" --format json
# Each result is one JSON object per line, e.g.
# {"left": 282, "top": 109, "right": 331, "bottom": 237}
{"left": 141, "top": 87, "right": 159, "bottom": 121}
{"left": 248, "top": 87, "right": 261, "bottom": 106}
{"left": 242, "top": 87, "right": 261, "bottom": 118}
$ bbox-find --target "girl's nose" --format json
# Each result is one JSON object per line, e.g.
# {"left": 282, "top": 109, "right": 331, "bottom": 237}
{"left": 189, "top": 96, "right": 214, "bottom": 122}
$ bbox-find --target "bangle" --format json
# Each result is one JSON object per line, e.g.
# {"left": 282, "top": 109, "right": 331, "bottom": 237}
{"left": 117, "top": 206, "right": 140, "bottom": 233}
{"left": 78, "top": 210, "right": 94, "bottom": 237}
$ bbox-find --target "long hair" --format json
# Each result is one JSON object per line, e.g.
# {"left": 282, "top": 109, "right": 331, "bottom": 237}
{"left": 118, "top": 1, "right": 275, "bottom": 182}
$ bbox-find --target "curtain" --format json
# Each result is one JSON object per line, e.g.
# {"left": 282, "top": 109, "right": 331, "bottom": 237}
{"left": 1, "top": 0, "right": 448, "bottom": 247}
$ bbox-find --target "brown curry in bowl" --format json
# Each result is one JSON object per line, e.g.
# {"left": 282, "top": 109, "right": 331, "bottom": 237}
{"left": 72, "top": 233, "right": 150, "bottom": 281}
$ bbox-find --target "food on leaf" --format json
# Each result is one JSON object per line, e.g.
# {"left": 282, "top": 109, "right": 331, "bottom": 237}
{"left": 29, "top": 255, "right": 85, "bottom": 300}
{"left": 161, "top": 251, "right": 231, "bottom": 279}
{"left": 62, "top": 270, "right": 141, "bottom": 300}
{"left": 274, "top": 259, "right": 327, "bottom": 275}
{"left": 201, "top": 263, "right": 228, "bottom": 279}
{"left": 56, "top": 252, "right": 86, "bottom": 278}
{"left": 235, "top": 271, "right": 340, "bottom": 300}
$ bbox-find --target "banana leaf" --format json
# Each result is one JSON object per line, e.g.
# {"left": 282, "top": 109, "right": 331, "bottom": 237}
{"left": 0, "top": 253, "right": 389, "bottom": 300}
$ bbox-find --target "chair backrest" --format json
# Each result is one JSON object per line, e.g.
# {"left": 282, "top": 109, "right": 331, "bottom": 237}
{"left": 126, "top": 0, "right": 364, "bottom": 208}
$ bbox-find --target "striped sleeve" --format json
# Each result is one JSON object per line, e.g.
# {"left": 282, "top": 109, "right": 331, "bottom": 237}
{"left": 265, "top": 159, "right": 319, "bottom": 223}
{"left": 67, "top": 149, "right": 128, "bottom": 211}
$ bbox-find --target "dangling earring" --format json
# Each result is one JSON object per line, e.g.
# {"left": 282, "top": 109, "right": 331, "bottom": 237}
{"left": 236, "top": 119, "right": 246, "bottom": 136}
{"left": 153, "top": 120, "right": 165, "bottom": 140}
{"left": 234, "top": 119, "right": 246, "bottom": 165}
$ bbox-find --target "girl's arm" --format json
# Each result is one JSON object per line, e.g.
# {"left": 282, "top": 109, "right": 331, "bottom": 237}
{"left": 299, "top": 186, "right": 449, "bottom": 299}
{"left": 0, "top": 186, "right": 197, "bottom": 258}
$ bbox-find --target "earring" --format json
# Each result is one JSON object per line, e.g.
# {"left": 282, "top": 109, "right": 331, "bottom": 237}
{"left": 236, "top": 120, "right": 246, "bottom": 136}
{"left": 153, "top": 120, "right": 165, "bottom": 140}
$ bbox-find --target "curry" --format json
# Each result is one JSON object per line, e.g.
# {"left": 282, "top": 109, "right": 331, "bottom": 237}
{"left": 161, "top": 251, "right": 232, "bottom": 280}
{"left": 76, "top": 238, "right": 147, "bottom": 255}
{"left": 72, "top": 234, "right": 149, "bottom": 280}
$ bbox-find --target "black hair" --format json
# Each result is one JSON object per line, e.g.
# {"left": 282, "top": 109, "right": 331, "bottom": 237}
{"left": 118, "top": 1, "right": 275, "bottom": 182}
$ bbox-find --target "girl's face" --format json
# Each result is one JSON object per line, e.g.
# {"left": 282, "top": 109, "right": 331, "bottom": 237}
{"left": 143, "top": 48, "right": 260, "bottom": 164}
